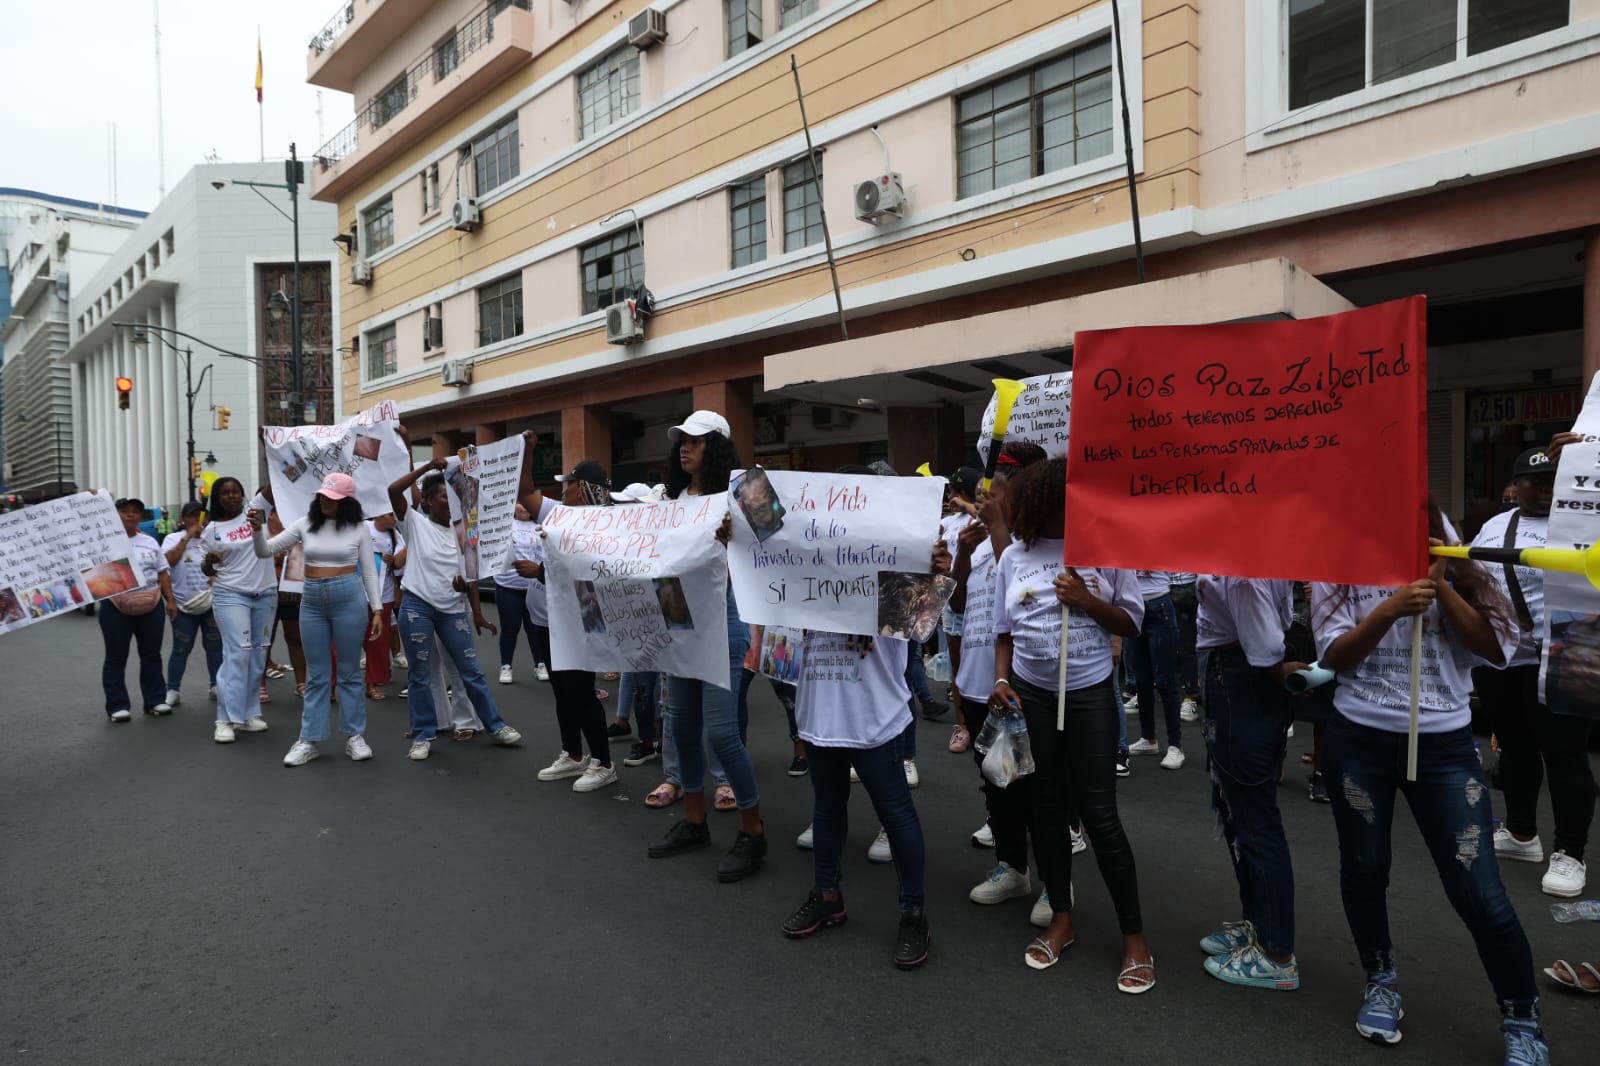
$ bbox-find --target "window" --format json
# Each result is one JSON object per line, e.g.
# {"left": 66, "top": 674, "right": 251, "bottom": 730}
{"left": 782, "top": 157, "right": 823, "bottom": 252}
{"left": 577, "top": 46, "right": 641, "bottom": 139}
{"left": 580, "top": 228, "right": 644, "bottom": 314}
{"left": 367, "top": 324, "right": 397, "bottom": 379}
{"left": 162, "top": 229, "right": 174, "bottom": 257}
{"left": 363, "top": 197, "right": 395, "bottom": 254}
{"left": 420, "top": 163, "right": 441, "bottom": 215}
{"left": 955, "top": 37, "right": 1112, "bottom": 200}
{"left": 780, "top": 0, "right": 819, "bottom": 29}
{"left": 434, "top": 33, "right": 459, "bottom": 80}
{"left": 729, "top": 177, "right": 767, "bottom": 268}
{"left": 477, "top": 274, "right": 523, "bottom": 346}
{"left": 726, "top": 0, "right": 762, "bottom": 57}
{"left": 371, "top": 75, "right": 409, "bottom": 128}
{"left": 473, "top": 116, "right": 519, "bottom": 195}
{"left": 1287, "top": 0, "right": 1569, "bottom": 110}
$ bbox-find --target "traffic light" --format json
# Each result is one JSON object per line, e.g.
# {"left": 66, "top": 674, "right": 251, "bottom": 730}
{"left": 116, "top": 377, "right": 132, "bottom": 410}
{"left": 189, "top": 456, "right": 202, "bottom": 480}
{"left": 215, "top": 406, "right": 232, "bottom": 430}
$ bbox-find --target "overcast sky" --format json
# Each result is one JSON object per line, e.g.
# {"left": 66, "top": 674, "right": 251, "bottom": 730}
{"left": 0, "top": 0, "right": 355, "bottom": 211}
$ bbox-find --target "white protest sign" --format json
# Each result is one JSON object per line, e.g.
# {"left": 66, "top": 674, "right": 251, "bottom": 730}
{"left": 445, "top": 436, "right": 525, "bottom": 582}
{"left": 0, "top": 493, "right": 141, "bottom": 635}
{"left": 1540, "top": 372, "right": 1600, "bottom": 718}
{"left": 543, "top": 497, "right": 730, "bottom": 688}
{"left": 263, "top": 401, "right": 410, "bottom": 521}
{"left": 977, "top": 371, "right": 1072, "bottom": 464}
{"left": 726, "top": 468, "right": 945, "bottom": 634}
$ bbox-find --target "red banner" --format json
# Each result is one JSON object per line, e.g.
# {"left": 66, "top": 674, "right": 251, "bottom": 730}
{"left": 1063, "top": 296, "right": 1428, "bottom": 586}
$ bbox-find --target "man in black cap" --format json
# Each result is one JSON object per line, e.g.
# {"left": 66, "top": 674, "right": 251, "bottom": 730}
{"left": 554, "top": 460, "right": 612, "bottom": 507}
{"left": 1469, "top": 445, "right": 1592, "bottom": 899}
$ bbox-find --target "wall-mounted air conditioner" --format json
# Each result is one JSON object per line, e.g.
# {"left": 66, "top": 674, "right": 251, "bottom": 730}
{"left": 854, "top": 173, "right": 906, "bottom": 223}
{"left": 451, "top": 197, "right": 481, "bottom": 232}
{"left": 605, "top": 300, "right": 645, "bottom": 345}
{"left": 351, "top": 260, "right": 373, "bottom": 285}
{"left": 628, "top": 9, "right": 667, "bottom": 49}
{"left": 441, "top": 359, "right": 473, "bottom": 387}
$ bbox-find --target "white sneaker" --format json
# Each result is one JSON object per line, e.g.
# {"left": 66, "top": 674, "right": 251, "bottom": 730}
{"left": 1161, "top": 745, "right": 1186, "bottom": 770}
{"left": 797, "top": 824, "right": 814, "bottom": 849}
{"left": 535, "top": 662, "right": 550, "bottom": 682}
{"left": 238, "top": 715, "right": 269, "bottom": 733}
{"left": 359, "top": 654, "right": 367, "bottom": 669}
{"left": 573, "top": 759, "right": 618, "bottom": 793}
{"left": 969, "top": 861, "right": 1032, "bottom": 904}
{"left": 346, "top": 735, "right": 373, "bottom": 761}
{"left": 867, "top": 828, "right": 892, "bottom": 863}
{"left": 1494, "top": 826, "right": 1544, "bottom": 864}
{"left": 392, "top": 652, "right": 409, "bottom": 670}
{"left": 1123, "top": 694, "right": 1140, "bottom": 715}
{"left": 538, "top": 752, "right": 589, "bottom": 780}
{"left": 150, "top": 702, "right": 173, "bottom": 715}
{"left": 1542, "top": 851, "right": 1587, "bottom": 898}
{"left": 1286, "top": 723, "right": 1295, "bottom": 738}
{"left": 408, "top": 740, "right": 431, "bottom": 761}
{"left": 1180, "top": 697, "right": 1199, "bottom": 722}
{"left": 904, "top": 760, "right": 919, "bottom": 788}
{"left": 498, "top": 665, "right": 513, "bottom": 684}
{"left": 283, "top": 740, "right": 320, "bottom": 767}
{"left": 1031, "top": 890, "right": 1052, "bottom": 928}
{"left": 212, "top": 721, "right": 234, "bottom": 743}
{"left": 491, "top": 725, "right": 523, "bottom": 747}
{"left": 1128, "top": 738, "right": 1160, "bottom": 756}
{"left": 849, "top": 766, "right": 860, "bottom": 783}
{"left": 208, "top": 685, "right": 217, "bottom": 701}
{"left": 972, "top": 822, "right": 996, "bottom": 848}
{"left": 1070, "top": 825, "right": 1087, "bottom": 854}
{"left": 164, "top": 688, "right": 182, "bottom": 707}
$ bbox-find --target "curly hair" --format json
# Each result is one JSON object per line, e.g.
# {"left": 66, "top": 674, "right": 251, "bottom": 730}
{"left": 1004, "top": 456, "right": 1066, "bottom": 549}
{"left": 995, "top": 440, "right": 1047, "bottom": 477}
{"left": 665, "top": 430, "right": 742, "bottom": 499}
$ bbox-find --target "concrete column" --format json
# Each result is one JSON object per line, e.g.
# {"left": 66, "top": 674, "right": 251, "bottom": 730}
{"left": 887, "top": 402, "right": 965, "bottom": 478}
{"left": 432, "top": 429, "right": 463, "bottom": 462}
{"left": 561, "top": 404, "right": 612, "bottom": 477}
{"left": 692, "top": 378, "right": 755, "bottom": 462}
{"left": 1585, "top": 229, "right": 1600, "bottom": 389}
{"left": 474, "top": 421, "right": 506, "bottom": 446}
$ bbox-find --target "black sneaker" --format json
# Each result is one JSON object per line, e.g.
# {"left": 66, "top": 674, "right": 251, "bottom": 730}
{"left": 1308, "top": 770, "right": 1330, "bottom": 805}
{"left": 716, "top": 829, "right": 769, "bottom": 883}
{"left": 623, "top": 740, "right": 659, "bottom": 766}
{"left": 894, "top": 907, "right": 930, "bottom": 969}
{"left": 648, "top": 818, "right": 710, "bottom": 859}
{"left": 920, "top": 698, "right": 950, "bottom": 722}
{"left": 787, "top": 755, "right": 810, "bottom": 777}
{"left": 782, "top": 889, "right": 847, "bottom": 938}
{"left": 1115, "top": 751, "right": 1131, "bottom": 778}
{"left": 606, "top": 721, "right": 632, "bottom": 740}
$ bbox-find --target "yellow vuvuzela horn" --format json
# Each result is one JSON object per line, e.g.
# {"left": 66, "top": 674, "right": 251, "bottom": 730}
{"left": 981, "top": 378, "right": 1027, "bottom": 492}
{"left": 915, "top": 462, "right": 933, "bottom": 477}
{"left": 1430, "top": 542, "right": 1600, "bottom": 592}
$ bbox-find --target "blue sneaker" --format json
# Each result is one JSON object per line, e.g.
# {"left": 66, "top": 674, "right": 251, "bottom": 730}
{"left": 1502, "top": 1020, "right": 1549, "bottom": 1066}
{"left": 1203, "top": 943, "right": 1300, "bottom": 990}
{"left": 1355, "top": 973, "right": 1403, "bottom": 1045}
{"left": 1199, "top": 919, "right": 1254, "bottom": 957}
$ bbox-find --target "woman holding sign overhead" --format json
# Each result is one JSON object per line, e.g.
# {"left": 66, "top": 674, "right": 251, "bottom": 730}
{"left": 1310, "top": 503, "right": 1544, "bottom": 1061}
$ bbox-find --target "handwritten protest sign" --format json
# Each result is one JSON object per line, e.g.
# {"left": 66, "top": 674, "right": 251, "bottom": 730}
{"left": 0, "top": 493, "right": 142, "bottom": 635}
{"left": 758, "top": 625, "right": 804, "bottom": 684}
{"left": 263, "top": 401, "right": 409, "bottom": 521}
{"left": 726, "top": 468, "right": 945, "bottom": 633}
{"left": 543, "top": 497, "right": 730, "bottom": 688}
{"left": 1541, "top": 372, "right": 1600, "bottom": 718}
{"left": 977, "top": 371, "right": 1073, "bottom": 464}
{"left": 1063, "top": 297, "right": 1427, "bottom": 586}
{"left": 445, "top": 437, "right": 525, "bottom": 582}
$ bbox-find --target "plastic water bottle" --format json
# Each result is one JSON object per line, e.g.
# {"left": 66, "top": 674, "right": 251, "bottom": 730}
{"left": 926, "top": 651, "right": 951, "bottom": 683}
{"left": 1006, "top": 712, "right": 1036, "bottom": 777}
{"left": 974, "top": 712, "right": 1004, "bottom": 755}
{"left": 1550, "top": 900, "right": 1600, "bottom": 923}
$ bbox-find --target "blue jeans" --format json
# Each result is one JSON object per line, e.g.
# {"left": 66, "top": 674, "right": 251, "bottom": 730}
{"left": 1133, "top": 593, "right": 1183, "bottom": 748}
{"left": 667, "top": 589, "right": 756, "bottom": 807}
{"left": 167, "top": 610, "right": 222, "bottom": 692}
{"left": 399, "top": 596, "right": 505, "bottom": 743}
{"left": 739, "top": 668, "right": 798, "bottom": 741}
{"left": 1170, "top": 580, "right": 1200, "bottom": 698}
{"left": 298, "top": 574, "right": 370, "bottom": 742}
{"left": 905, "top": 641, "right": 932, "bottom": 705}
{"left": 212, "top": 587, "right": 275, "bottom": 725}
{"left": 1203, "top": 646, "right": 1296, "bottom": 956}
{"left": 494, "top": 583, "right": 548, "bottom": 668}
{"left": 619, "top": 671, "right": 660, "bottom": 742}
{"left": 1324, "top": 711, "right": 1539, "bottom": 1017}
{"left": 806, "top": 738, "right": 926, "bottom": 911}
{"left": 99, "top": 602, "right": 167, "bottom": 713}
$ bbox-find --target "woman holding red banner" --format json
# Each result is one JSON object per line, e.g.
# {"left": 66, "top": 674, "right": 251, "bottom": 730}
{"left": 1310, "top": 504, "right": 1545, "bottom": 1062}
{"left": 988, "top": 457, "right": 1155, "bottom": 993}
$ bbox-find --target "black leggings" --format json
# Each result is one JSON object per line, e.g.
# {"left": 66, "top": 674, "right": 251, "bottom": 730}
{"left": 550, "top": 669, "right": 610, "bottom": 767}
{"left": 1013, "top": 675, "right": 1143, "bottom": 934}
{"left": 1478, "top": 664, "right": 1595, "bottom": 860}
{"left": 964, "top": 697, "right": 1032, "bottom": 872}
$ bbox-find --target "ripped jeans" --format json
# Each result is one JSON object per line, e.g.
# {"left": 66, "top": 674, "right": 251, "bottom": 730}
{"left": 399, "top": 596, "right": 506, "bottom": 743}
{"left": 1323, "top": 711, "right": 1538, "bottom": 1017}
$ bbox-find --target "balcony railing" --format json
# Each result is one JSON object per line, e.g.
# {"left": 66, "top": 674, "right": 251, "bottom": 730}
{"left": 309, "top": 1, "right": 355, "bottom": 54}
{"left": 313, "top": 0, "right": 529, "bottom": 168}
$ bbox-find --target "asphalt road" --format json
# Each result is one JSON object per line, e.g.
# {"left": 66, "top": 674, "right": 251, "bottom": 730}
{"left": 4, "top": 613, "right": 1598, "bottom": 1065}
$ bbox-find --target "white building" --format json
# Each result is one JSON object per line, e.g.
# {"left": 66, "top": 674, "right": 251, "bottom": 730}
{"left": 1, "top": 193, "right": 144, "bottom": 501}
{"left": 63, "top": 163, "right": 338, "bottom": 506}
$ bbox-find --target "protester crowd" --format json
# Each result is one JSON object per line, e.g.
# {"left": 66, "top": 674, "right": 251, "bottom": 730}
{"left": 86, "top": 410, "right": 1597, "bottom": 1066}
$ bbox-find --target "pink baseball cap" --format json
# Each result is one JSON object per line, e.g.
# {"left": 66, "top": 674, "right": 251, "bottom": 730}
{"left": 318, "top": 472, "right": 357, "bottom": 500}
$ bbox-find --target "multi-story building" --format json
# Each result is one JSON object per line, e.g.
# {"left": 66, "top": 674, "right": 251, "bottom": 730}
{"left": 310, "top": 0, "right": 1600, "bottom": 534}
{"left": 0, "top": 191, "right": 145, "bottom": 502}
{"left": 62, "top": 164, "right": 337, "bottom": 507}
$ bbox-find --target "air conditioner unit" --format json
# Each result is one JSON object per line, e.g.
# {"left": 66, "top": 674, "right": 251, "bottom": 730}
{"left": 441, "top": 359, "right": 473, "bottom": 387}
{"left": 628, "top": 9, "right": 667, "bottom": 49}
{"left": 424, "top": 316, "right": 444, "bottom": 350}
{"left": 854, "top": 173, "right": 906, "bottom": 223}
{"left": 451, "top": 197, "right": 481, "bottom": 232}
{"left": 605, "top": 300, "right": 645, "bottom": 345}
{"left": 351, "top": 260, "right": 373, "bottom": 285}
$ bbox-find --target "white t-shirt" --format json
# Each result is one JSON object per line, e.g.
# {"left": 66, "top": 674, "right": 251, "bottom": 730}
{"left": 993, "top": 538, "right": 1143, "bottom": 692}
{"left": 522, "top": 532, "right": 549, "bottom": 626}
{"left": 127, "top": 531, "right": 170, "bottom": 584}
{"left": 1311, "top": 582, "right": 1518, "bottom": 733}
{"left": 495, "top": 520, "right": 540, "bottom": 590}
{"left": 401, "top": 508, "right": 467, "bottom": 613}
{"left": 1136, "top": 570, "right": 1172, "bottom": 599}
{"left": 953, "top": 538, "right": 999, "bottom": 699}
{"left": 940, "top": 513, "right": 973, "bottom": 557}
{"left": 254, "top": 517, "right": 382, "bottom": 610}
{"left": 367, "top": 521, "right": 406, "bottom": 604}
{"left": 1170, "top": 572, "right": 1197, "bottom": 586}
{"left": 1469, "top": 507, "right": 1546, "bottom": 668}
{"left": 208, "top": 494, "right": 278, "bottom": 595}
{"left": 1196, "top": 577, "right": 1292, "bottom": 667}
{"left": 162, "top": 530, "right": 210, "bottom": 603}
{"left": 794, "top": 631, "right": 912, "bottom": 749}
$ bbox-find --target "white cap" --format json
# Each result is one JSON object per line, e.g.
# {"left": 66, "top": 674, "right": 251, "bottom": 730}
{"left": 610, "top": 482, "right": 657, "bottom": 503}
{"left": 667, "top": 410, "right": 731, "bottom": 442}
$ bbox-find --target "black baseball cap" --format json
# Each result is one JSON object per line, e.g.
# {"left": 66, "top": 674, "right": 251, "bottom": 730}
{"left": 115, "top": 497, "right": 147, "bottom": 512}
{"left": 1512, "top": 447, "right": 1554, "bottom": 479}
{"left": 180, "top": 501, "right": 205, "bottom": 517}
{"left": 554, "top": 460, "right": 610, "bottom": 488}
{"left": 949, "top": 466, "right": 982, "bottom": 501}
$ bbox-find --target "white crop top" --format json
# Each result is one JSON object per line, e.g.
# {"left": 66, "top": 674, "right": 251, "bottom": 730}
{"left": 253, "top": 517, "right": 382, "bottom": 610}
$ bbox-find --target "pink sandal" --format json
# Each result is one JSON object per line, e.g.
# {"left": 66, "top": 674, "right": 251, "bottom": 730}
{"left": 949, "top": 723, "right": 971, "bottom": 753}
{"left": 713, "top": 784, "right": 737, "bottom": 811}
{"left": 645, "top": 782, "right": 682, "bottom": 808}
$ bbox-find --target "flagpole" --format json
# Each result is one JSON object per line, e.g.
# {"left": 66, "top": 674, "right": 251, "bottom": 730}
{"left": 257, "top": 27, "right": 265, "bottom": 162}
